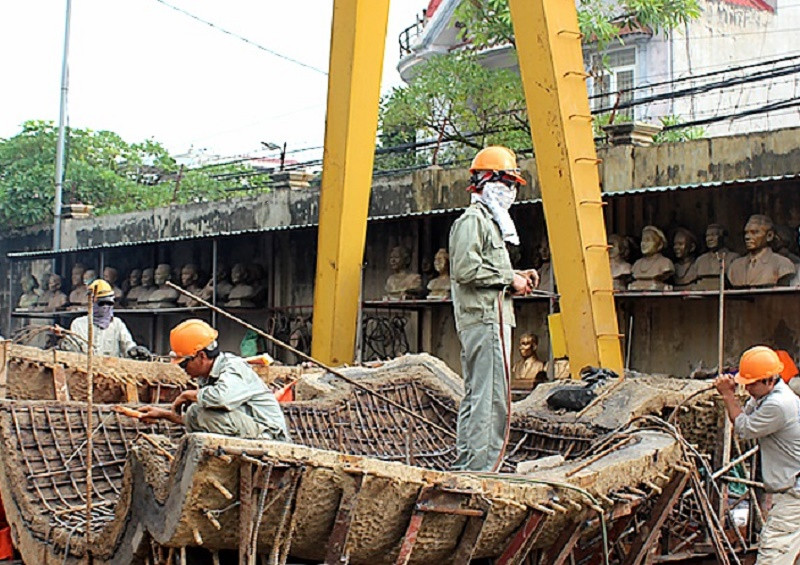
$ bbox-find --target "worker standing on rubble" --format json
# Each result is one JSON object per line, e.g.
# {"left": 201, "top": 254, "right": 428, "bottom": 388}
{"left": 715, "top": 345, "right": 800, "bottom": 564}
{"left": 449, "top": 146, "right": 537, "bottom": 472}
{"left": 140, "top": 319, "right": 290, "bottom": 441}
{"left": 69, "top": 279, "right": 151, "bottom": 359}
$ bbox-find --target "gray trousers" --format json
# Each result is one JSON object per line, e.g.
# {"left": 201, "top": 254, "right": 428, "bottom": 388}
{"left": 185, "top": 404, "right": 284, "bottom": 440}
{"left": 452, "top": 322, "right": 511, "bottom": 472}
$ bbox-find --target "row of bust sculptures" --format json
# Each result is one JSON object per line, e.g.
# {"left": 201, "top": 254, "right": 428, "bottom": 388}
{"left": 610, "top": 215, "right": 799, "bottom": 291}
{"left": 16, "top": 262, "right": 271, "bottom": 311}
{"left": 381, "top": 214, "right": 800, "bottom": 301}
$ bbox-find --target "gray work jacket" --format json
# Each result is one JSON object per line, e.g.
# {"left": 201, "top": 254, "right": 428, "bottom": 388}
{"left": 197, "top": 353, "right": 291, "bottom": 440}
{"left": 449, "top": 203, "right": 515, "bottom": 332}
{"left": 735, "top": 379, "right": 800, "bottom": 492}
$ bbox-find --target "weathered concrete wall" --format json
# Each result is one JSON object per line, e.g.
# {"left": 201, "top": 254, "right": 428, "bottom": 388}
{"left": 26, "top": 125, "right": 799, "bottom": 251}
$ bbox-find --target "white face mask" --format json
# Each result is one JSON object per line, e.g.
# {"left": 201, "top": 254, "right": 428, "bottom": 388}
{"left": 471, "top": 181, "right": 520, "bottom": 245}
{"left": 485, "top": 183, "right": 517, "bottom": 210}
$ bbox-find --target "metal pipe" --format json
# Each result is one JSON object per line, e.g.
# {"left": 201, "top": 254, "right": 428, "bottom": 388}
{"left": 53, "top": 0, "right": 72, "bottom": 252}
{"left": 211, "top": 239, "right": 218, "bottom": 327}
{"left": 718, "top": 253, "right": 731, "bottom": 521}
{"left": 165, "top": 281, "right": 456, "bottom": 439}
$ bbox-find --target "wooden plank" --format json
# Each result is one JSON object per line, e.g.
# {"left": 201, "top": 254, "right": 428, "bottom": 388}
{"left": 124, "top": 382, "right": 139, "bottom": 403}
{"left": 52, "top": 365, "right": 69, "bottom": 401}
{"left": 0, "top": 340, "right": 8, "bottom": 399}
{"left": 239, "top": 462, "right": 254, "bottom": 565}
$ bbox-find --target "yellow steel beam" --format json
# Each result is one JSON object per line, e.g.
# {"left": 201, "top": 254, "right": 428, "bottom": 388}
{"left": 311, "top": 0, "right": 391, "bottom": 365}
{"left": 509, "top": 0, "right": 624, "bottom": 375}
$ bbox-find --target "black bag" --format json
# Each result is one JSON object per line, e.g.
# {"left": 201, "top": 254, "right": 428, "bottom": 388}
{"left": 545, "top": 366, "right": 619, "bottom": 411}
{"left": 546, "top": 387, "right": 596, "bottom": 411}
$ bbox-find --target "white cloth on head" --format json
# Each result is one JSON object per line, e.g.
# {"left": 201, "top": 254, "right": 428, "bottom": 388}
{"left": 470, "top": 182, "right": 519, "bottom": 245}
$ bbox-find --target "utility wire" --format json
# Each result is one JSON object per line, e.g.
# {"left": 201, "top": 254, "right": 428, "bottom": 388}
{"left": 588, "top": 52, "right": 800, "bottom": 100}
{"left": 151, "top": 0, "right": 328, "bottom": 76}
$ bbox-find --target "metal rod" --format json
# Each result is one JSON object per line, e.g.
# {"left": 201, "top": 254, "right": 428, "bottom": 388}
{"left": 165, "top": 282, "right": 456, "bottom": 439}
{"left": 712, "top": 446, "right": 759, "bottom": 480}
{"left": 625, "top": 314, "right": 633, "bottom": 370}
{"left": 718, "top": 253, "right": 731, "bottom": 522}
{"left": 211, "top": 238, "right": 218, "bottom": 327}
{"left": 53, "top": 0, "right": 72, "bottom": 252}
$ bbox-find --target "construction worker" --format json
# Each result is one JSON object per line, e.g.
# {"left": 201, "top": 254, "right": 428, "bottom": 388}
{"left": 714, "top": 346, "right": 800, "bottom": 564}
{"left": 69, "top": 279, "right": 151, "bottom": 359}
{"left": 139, "top": 319, "right": 290, "bottom": 441}
{"left": 449, "top": 146, "right": 537, "bottom": 472}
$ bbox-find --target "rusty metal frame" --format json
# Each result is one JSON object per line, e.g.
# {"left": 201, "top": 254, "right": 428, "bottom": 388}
{"left": 540, "top": 509, "right": 591, "bottom": 565}
{"left": 621, "top": 472, "right": 690, "bottom": 565}
{"left": 395, "top": 486, "right": 490, "bottom": 565}
{"left": 494, "top": 507, "right": 548, "bottom": 565}
{"left": 324, "top": 472, "right": 365, "bottom": 564}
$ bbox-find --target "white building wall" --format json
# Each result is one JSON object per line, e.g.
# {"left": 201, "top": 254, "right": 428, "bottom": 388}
{"left": 637, "top": 0, "right": 800, "bottom": 135}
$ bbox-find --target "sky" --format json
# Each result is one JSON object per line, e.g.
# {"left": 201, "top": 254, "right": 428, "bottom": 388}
{"left": 0, "top": 0, "right": 425, "bottom": 162}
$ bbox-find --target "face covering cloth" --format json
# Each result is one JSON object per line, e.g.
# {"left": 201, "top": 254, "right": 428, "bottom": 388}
{"left": 93, "top": 303, "right": 114, "bottom": 330}
{"left": 470, "top": 181, "right": 520, "bottom": 245}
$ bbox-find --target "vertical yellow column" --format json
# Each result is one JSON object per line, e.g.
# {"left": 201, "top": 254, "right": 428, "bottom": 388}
{"left": 311, "top": 0, "right": 391, "bottom": 365}
{"left": 509, "top": 0, "right": 623, "bottom": 374}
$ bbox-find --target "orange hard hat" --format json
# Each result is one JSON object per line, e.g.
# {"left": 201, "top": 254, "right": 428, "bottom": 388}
{"left": 776, "top": 350, "right": 799, "bottom": 383}
{"left": 469, "top": 146, "right": 527, "bottom": 185}
{"left": 169, "top": 319, "right": 218, "bottom": 362}
{"left": 735, "top": 346, "right": 784, "bottom": 385}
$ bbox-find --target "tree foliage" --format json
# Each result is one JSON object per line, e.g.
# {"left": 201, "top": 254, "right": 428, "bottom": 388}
{"left": 455, "top": 0, "right": 701, "bottom": 51}
{"left": 380, "top": 54, "right": 529, "bottom": 167}
{"left": 378, "top": 0, "right": 702, "bottom": 167}
{"left": 0, "top": 121, "right": 269, "bottom": 231}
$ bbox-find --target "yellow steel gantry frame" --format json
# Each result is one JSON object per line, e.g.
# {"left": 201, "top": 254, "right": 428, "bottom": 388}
{"left": 312, "top": 0, "right": 623, "bottom": 375}
{"left": 311, "top": 0, "right": 390, "bottom": 365}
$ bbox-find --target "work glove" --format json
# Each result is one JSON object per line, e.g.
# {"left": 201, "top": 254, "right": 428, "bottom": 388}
{"left": 128, "top": 345, "right": 152, "bottom": 361}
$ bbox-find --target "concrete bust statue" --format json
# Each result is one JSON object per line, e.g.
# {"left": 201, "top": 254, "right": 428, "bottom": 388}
{"left": 143, "top": 264, "right": 179, "bottom": 308}
{"left": 17, "top": 274, "right": 41, "bottom": 309}
{"left": 68, "top": 263, "right": 88, "bottom": 307}
{"left": 177, "top": 264, "right": 204, "bottom": 307}
{"left": 384, "top": 245, "right": 423, "bottom": 300}
{"left": 629, "top": 226, "right": 675, "bottom": 291}
{"left": 200, "top": 266, "right": 233, "bottom": 303}
{"left": 608, "top": 234, "right": 632, "bottom": 291}
{"left": 426, "top": 248, "right": 451, "bottom": 300}
{"left": 225, "top": 263, "right": 260, "bottom": 308}
{"left": 672, "top": 227, "right": 699, "bottom": 288}
{"left": 694, "top": 224, "right": 740, "bottom": 290}
{"left": 102, "top": 266, "right": 124, "bottom": 302}
{"left": 728, "top": 215, "right": 795, "bottom": 287}
{"left": 130, "top": 268, "right": 155, "bottom": 308}
{"left": 511, "top": 333, "right": 547, "bottom": 391}
{"left": 40, "top": 274, "right": 69, "bottom": 312}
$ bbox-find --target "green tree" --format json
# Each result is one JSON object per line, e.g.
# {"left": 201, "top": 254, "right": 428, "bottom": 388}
{"left": 0, "top": 121, "right": 270, "bottom": 230}
{"left": 378, "top": 0, "right": 701, "bottom": 166}
{"left": 379, "top": 54, "right": 529, "bottom": 168}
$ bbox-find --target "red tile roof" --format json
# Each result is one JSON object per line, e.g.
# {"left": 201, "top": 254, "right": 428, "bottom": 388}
{"left": 722, "top": 0, "right": 775, "bottom": 12}
{"left": 426, "top": 0, "right": 443, "bottom": 18}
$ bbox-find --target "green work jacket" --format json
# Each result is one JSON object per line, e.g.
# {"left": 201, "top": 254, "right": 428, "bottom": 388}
{"left": 449, "top": 203, "right": 515, "bottom": 332}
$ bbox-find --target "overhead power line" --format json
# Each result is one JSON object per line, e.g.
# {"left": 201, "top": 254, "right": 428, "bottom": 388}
{"left": 151, "top": 0, "right": 328, "bottom": 76}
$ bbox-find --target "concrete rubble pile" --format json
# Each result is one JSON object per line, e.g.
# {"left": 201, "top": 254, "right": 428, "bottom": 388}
{"left": 0, "top": 349, "right": 724, "bottom": 564}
